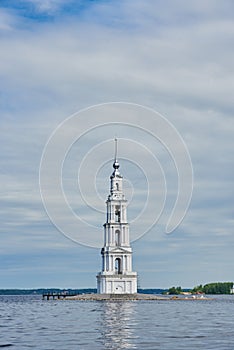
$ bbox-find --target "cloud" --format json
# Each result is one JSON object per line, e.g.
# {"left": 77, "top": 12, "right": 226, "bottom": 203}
{"left": 24, "top": 0, "right": 68, "bottom": 13}
{"left": 0, "top": 9, "right": 18, "bottom": 31}
{"left": 1, "top": 3, "right": 234, "bottom": 115}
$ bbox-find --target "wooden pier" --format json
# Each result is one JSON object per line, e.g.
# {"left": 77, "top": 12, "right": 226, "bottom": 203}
{"left": 42, "top": 292, "right": 77, "bottom": 300}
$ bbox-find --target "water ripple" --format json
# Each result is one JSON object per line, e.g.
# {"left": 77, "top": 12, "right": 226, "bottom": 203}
{"left": 0, "top": 295, "right": 233, "bottom": 349}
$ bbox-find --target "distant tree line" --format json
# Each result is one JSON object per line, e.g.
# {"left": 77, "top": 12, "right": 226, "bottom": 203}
{"left": 191, "top": 282, "right": 233, "bottom": 294}
{"left": 1, "top": 283, "right": 233, "bottom": 295}
{"left": 0, "top": 289, "right": 97, "bottom": 295}
{"left": 167, "top": 282, "right": 233, "bottom": 295}
{"left": 167, "top": 286, "right": 182, "bottom": 295}
{"left": 138, "top": 289, "right": 167, "bottom": 294}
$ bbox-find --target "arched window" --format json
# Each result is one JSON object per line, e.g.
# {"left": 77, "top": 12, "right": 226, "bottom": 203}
{"left": 115, "top": 206, "right": 120, "bottom": 222}
{"left": 116, "top": 182, "right": 119, "bottom": 191}
{"left": 115, "top": 258, "right": 122, "bottom": 274}
{"left": 115, "top": 230, "right": 120, "bottom": 246}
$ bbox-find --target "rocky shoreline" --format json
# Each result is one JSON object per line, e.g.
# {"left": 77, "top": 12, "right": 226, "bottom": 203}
{"left": 62, "top": 293, "right": 211, "bottom": 301}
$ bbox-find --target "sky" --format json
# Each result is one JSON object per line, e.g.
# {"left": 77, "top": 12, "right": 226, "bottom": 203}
{"left": 0, "top": 0, "right": 234, "bottom": 289}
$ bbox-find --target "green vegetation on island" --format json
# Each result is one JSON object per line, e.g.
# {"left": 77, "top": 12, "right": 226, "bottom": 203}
{"left": 191, "top": 282, "right": 233, "bottom": 295}
{"left": 167, "top": 286, "right": 183, "bottom": 295}
{"left": 166, "top": 282, "right": 234, "bottom": 295}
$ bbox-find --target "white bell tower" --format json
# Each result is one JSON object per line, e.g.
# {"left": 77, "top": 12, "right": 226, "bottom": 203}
{"left": 97, "top": 139, "right": 137, "bottom": 294}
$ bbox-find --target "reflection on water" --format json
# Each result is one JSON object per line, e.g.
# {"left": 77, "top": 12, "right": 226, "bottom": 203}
{"left": 98, "top": 301, "right": 139, "bottom": 349}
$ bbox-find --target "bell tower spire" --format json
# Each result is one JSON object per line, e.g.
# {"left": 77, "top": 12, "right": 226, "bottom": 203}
{"left": 114, "top": 137, "right": 118, "bottom": 163}
{"left": 110, "top": 140, "right": 123, "bottom": 199}
{"left": 97, "top": 139, "right": 137, "bottom": 294}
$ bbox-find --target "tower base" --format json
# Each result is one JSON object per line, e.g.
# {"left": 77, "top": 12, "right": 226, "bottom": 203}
{"left": 97, "top": 273, "right": 137, "bottom": 294}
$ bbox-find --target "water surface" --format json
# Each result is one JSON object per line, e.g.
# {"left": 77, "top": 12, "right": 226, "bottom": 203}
{"left": 0, "top": 295, "right": 233, "bottom": 349}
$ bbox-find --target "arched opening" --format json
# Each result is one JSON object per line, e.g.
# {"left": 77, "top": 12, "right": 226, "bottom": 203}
{"left": 115, "top": 230, "right": 120, "bottom": 246}
{"left": 116, "top": 182, "right": 119, "bottom": 191}
{"left": 115, "top": 206, "right": 120, "bottom": 222}
{"left": 115, "top": 258, "right": 122, "bottom": 274}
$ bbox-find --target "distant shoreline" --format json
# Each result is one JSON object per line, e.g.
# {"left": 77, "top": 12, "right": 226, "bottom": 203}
{"left": 0, "top": 286, "right": 233, "bottom": 296}
{"left": 0, "top": 288, "right": 166, "bottom": 295}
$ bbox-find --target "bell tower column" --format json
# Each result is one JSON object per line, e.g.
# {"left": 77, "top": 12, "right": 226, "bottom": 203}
{"left": 97, "top": 139, "right": 137, "bottom": 294}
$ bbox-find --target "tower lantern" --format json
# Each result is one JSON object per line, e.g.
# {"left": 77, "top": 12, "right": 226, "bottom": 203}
{"left": 97, "top": 139, "right": 137, "bottom": 294}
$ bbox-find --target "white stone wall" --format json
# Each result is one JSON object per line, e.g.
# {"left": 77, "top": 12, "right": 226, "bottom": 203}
{"left": 97, "top": 274, "right": 137, "bottom": 294}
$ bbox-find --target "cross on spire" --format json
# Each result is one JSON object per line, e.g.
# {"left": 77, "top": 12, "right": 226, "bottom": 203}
{"left": 113, "top": 138, "right": 120, "bottom": 170}
{"left": 114, "top": 137, "right": 118, "bottom": 162}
